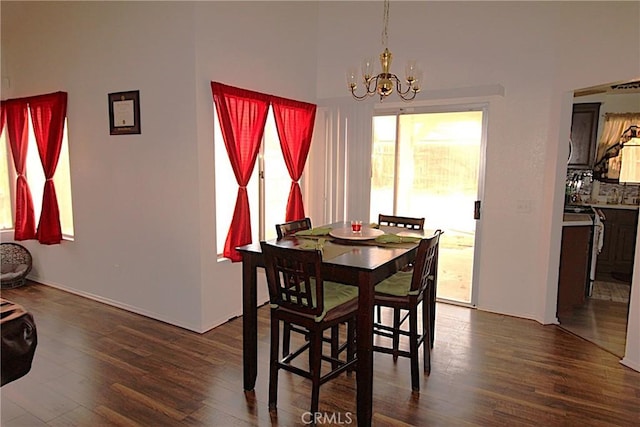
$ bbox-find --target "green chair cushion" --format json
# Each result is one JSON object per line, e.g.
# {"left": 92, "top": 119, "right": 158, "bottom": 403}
{"left": 318, "top": 280, "right": 358, "bottom": 321}
{"left": 375, "top": 270, "right": 414, "bottom": 296}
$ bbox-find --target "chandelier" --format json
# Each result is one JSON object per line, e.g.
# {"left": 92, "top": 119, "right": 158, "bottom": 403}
{"left": 347, "top": 0, "right": 422, "bottom": 102}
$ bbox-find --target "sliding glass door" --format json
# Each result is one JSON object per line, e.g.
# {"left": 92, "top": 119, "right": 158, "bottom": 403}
{"left": 370, "top": 107, "right": 486, "bottom": 305}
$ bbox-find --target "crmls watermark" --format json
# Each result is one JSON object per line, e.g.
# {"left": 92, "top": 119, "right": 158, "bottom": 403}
{"left": 301, "top": 411, "right": 354, "bottom": 425}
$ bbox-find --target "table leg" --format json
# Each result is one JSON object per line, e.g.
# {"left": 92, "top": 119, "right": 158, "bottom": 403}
{"left": 242, "top": 253, "right": 258, "bottom": 391}
{"left": 356, "top": 271, "right": 374, "bottom": 427}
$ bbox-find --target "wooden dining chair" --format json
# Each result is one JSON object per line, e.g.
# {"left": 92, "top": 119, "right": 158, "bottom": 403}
{"left": 373, "top": 230, "right": 443, "bottom": 392}
{"left": 275, "top": 218, "right": 313, "bottom": 359}
{"left": 378, "top": 214, "right": 425, "bottom": 231}
{"left": 274, "top": 218, "right": 349, "bottom": 364}
{"left": 275, "top": 217, "right": 312, "bottom": 239}
{"left": 375, "top": 214, "right": 426, "bottom": 327}
{"left": 260, "top": 241, "right": 358, "bottom": 414}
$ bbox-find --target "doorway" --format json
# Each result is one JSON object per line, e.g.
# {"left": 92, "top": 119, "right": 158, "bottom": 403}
{"left": 556, "top": 83, "right": 639, "bottom": 357}
{"left": 369, "top": 107, "right": 486, "bottom": 305}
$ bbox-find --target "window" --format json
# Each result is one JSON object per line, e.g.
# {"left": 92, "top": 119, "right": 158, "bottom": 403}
{"left": 0, "top": 113, "right": 74, "bottom": 238}
{"left": 214, "top": 107, "right": 290, "bottom": 258}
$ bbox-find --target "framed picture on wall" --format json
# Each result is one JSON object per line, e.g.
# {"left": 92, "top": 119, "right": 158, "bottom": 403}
{"left": 108, "top": 90, "right": 141, "bottom": 135}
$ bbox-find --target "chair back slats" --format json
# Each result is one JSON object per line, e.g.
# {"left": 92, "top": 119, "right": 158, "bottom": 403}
{"left": 261, "top": 242, "right": 324, "bottom": 317}
{"left": 277, "top": 260, "right": 313, "bottom": 308}
{"left": 276, "top": 218, "right": 312, "bottom": 239}
{"left": 378, "top": 214, "right": 425, "bottom": 231}
{"left": 410, "top": 230, "right": 443, "bottom": 295}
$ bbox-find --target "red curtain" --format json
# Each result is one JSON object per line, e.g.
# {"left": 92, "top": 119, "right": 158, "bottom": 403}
{"left": 211, "top": 82, "right": 270, "bottom": 262}
{"left": 271, "top": 96, "right": 316, "bottom": 221}
{"left": 0, "top": 102, "right": 5, "bottom": 132}
{"left": 29, "top": 92, "right": 67, "bottom": 244}
{"left": 3, "top": 99, "right": 36, "bottom": 240}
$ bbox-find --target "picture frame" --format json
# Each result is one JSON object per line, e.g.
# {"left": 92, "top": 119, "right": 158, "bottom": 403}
{"left": 108, "top": 90, "right": 141, "bottom": 135}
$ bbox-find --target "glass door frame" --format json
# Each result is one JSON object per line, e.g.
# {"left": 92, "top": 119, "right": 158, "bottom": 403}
{"left": 372, "top": 102, "right": 489, "bottom": 308}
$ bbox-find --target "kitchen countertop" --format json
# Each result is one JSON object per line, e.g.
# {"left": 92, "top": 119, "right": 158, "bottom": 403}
{"left": 562, "top": 203, "right": 639, "bottom": 226}
{"left": 588, "top": 203, "right": 639, "bottom": 210}
{"left": 563, "top": 213, "right": 594, "bottom": 226}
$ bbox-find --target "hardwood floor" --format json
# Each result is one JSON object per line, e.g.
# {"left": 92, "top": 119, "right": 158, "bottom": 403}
{"left": 558, "top": 278, "right": 631, "bottom": 358}
{"left": 558, "top": 295, "right": 629, "bottom": 358}
{"left": 2, "top": 281, "right": 639, "bottom": 426}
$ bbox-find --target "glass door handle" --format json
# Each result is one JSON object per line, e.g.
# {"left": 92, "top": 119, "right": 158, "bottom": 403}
{"left": 474, "top": 200, "right": 481, "bottom": 220}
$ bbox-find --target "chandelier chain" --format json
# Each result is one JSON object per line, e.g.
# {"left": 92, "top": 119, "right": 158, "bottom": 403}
{"left": 382, "top": 0, "right": 389, "bottom": 47}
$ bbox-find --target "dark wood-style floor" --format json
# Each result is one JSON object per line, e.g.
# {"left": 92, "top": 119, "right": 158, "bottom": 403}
{"left": 1, "top": 281, "right": 639, "bottom": 426}
{"left": 558, "top": 278, "right": 631, "bottom": 358}
{"left": 558, "top": 296, "right": 629, "bottom": 358}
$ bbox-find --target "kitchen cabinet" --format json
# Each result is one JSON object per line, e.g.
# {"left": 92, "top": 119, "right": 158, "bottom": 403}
{"left": 596, "top": 208, "right": 638, "bottom": 280}
{"left": 569, "top": 103, "right": 601, "bottom": 168}
{"left": 557, "top": 222, "right": 592, "bottom": 316}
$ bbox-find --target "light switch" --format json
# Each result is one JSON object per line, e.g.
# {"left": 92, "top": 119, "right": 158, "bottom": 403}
{"left": 516, "top": 199, "right": 533, "bottom": 214}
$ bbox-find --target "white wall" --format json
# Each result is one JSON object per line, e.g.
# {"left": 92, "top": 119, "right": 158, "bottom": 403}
{"left": 2, "top": 2, "right": 205, "bottom": 330}
{"left": 1, "top": 2, "right": 638, "bottom": 368}
{"left": 312, "top": 1, "right": 639, "bottom": 365}
{"left": 191, "top": 1, "right": 319, "bottom": 328}
{"left": 623, "top": 211, "right": 640, "bottom": 371}
{"left": 1, "top": 1, "right": 318, "bottom": 331}
{"left": 315, "top": 0, "right": 639, "bottom": 312}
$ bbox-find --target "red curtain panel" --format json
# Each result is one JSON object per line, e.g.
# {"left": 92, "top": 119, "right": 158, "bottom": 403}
{"left": 271, "top": 96, "right": 316, "bottom": 222}
{"left": 211, "top": 82, "right": 270, "bottom": 262}
{"left": 29, "top": 91, "right": 67, "bottom": 244}
{"left": 0, "top": 102, "right": 5, "bottom": 132}
{"left": 3, "top": 99, "right": 36, "bottom": 240}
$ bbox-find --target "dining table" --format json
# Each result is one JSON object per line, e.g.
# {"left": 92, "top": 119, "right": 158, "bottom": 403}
{"left": 236, "top": 221, "right": 429, "bottom": 426}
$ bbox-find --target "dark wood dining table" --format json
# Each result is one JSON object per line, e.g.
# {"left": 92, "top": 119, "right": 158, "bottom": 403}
{"left": 236, "top": 221, "right": 425, "bottom": 427}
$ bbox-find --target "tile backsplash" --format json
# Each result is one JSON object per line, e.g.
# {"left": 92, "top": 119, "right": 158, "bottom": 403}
{"left": 566, "top": 169, "right": 640, "bottom": 205}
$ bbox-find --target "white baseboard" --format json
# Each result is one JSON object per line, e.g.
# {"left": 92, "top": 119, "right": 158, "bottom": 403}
{"left": 620, "top": 357, "right": 640, "bottom": 373}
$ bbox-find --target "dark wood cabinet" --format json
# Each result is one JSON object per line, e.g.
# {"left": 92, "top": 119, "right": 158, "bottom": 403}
{"left": 569, "top": 103, "right": 601, "bottom": 168}
{"left": 558, "top": 225, "right": 592, "bottom": 316}
{"left": 596, "top": 208, "right": 638, "bottom": 279}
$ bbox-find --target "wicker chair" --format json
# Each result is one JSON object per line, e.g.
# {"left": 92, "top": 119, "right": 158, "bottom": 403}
{"left": 1, "top": 243, "right": 33, "bottom": 289}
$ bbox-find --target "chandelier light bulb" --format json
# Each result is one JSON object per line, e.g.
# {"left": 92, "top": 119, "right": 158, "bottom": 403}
{"left": 346, "top": 67, "right": 358, "bottom": 90}
{"left": 412, "top": 68, "right": 424, "bottom": 92}
{"left": 361, "top": 57, "right": 375, "bottom": 82}
{"left": 405, "top": 60, "right": 417, "bottom": 83}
